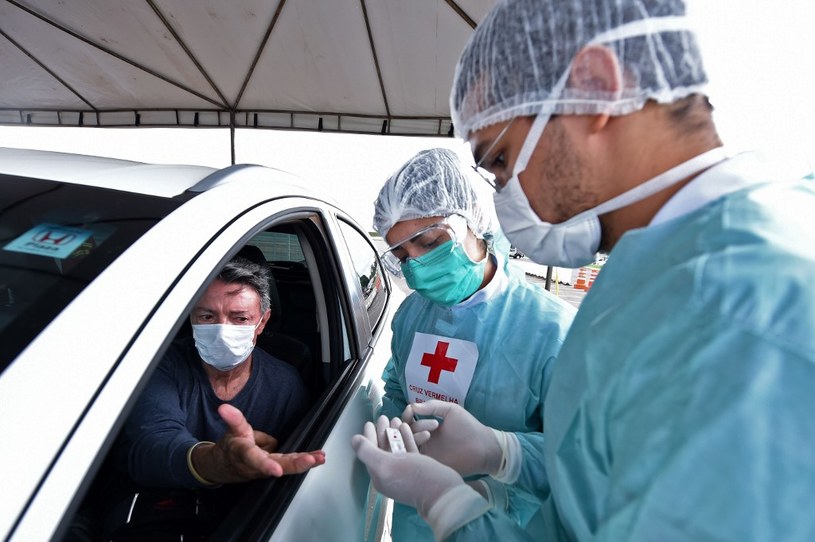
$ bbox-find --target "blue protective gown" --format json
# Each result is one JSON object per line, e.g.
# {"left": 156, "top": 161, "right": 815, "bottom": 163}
{"left": 445, "top": 154, "right": 815, "bottom": 541}
{"left": 380, "top": 250, "right": 576, "bottom": 541}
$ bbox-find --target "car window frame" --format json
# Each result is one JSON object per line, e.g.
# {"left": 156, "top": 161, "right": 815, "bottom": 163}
{"left": 212, "top": 208, "right": 393, "bottom": 540}
{"left": 9, "top": 197, "right": 364, "bottom": 540}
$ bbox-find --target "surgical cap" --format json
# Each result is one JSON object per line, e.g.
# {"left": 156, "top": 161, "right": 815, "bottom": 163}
{"left": 451, "top": 0, "right": 708, "bottom": 138}
{"left": 372, "top": 148, "right": 492, "bottom": 238}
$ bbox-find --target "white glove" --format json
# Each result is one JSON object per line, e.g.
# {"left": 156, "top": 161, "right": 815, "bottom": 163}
{"left": 352, "top": 416, "right": 462, "bottom": 516}
{"left": 352, "top": 416, "right": 490, "bottom": 540}
{"left": 351, "top": 416, "right": 490, "bottom": 540}
{"left": 401, "top": 400, "right": 509, "bottom": 478}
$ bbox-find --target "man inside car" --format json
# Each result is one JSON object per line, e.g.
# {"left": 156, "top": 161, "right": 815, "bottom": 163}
{"left": 93, "top": 255, "right": 325, "bottom": 539}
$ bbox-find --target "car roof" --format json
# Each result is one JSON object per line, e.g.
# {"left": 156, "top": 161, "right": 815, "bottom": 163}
{"left": 0, "top": 147, "right": 350, "bottom": 210}
{"left": 0, "top": 147, "right": 311, "bottom": 199}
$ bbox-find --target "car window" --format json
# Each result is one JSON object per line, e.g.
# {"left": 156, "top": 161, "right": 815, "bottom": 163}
{"left": 336, "top": 219, "right": 388, "bottom": 330}
{"left": 250, "top": 230, "right": 306, "bottom": 263}
{"left": 248, "top": 228, "right": 324, "bottom": 398}
{"left": 67, "top": 213, "right": 365, "bottom": 540}
{"left": 0, "top": 174, "right": 182, "bottom": 371}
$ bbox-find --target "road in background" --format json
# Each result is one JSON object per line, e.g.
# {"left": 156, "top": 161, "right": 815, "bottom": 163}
{"left": 509, "top": 259, "right": 588, "bottom": 309}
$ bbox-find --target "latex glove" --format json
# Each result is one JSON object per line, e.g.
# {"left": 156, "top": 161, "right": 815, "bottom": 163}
{"left": 401, "top": 400, "right": 504, "bottom": 478}
{"left": 351, "top": 416, "right": 465, "bottom": 517}
{"left": 353, "top": 416, "right": 492, "bottom": 539}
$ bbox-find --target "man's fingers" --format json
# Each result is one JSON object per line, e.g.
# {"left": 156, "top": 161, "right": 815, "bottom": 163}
{"left": 254, "top": 430, "right": 279, "bottom": 453}
{"left": 218, "top": 403, "right": 255, "bottom": 439}
{"left": 235, "top": 440, "right": 284, "bottom": 478}
{"left": 271, "top": 450, "right": 326, "bottom": 475}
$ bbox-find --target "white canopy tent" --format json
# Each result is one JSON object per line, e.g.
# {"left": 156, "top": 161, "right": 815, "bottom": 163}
{"left": 0, "top": 0, "right": 497, "bottom": 161}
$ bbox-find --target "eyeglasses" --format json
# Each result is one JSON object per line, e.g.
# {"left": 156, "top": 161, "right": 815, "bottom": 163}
{"left": 380, "top": 215, "right": 468, "bottom": 276}
{"left": 471, "top": 118, "right": 516, "bottom": 191}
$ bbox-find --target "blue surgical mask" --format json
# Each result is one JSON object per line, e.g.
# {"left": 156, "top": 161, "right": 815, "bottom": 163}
{"left": 401, "top": 240, "right": 487, "bottom": 306}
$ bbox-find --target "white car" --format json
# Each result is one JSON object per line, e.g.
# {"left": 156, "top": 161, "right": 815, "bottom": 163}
{"left": 0, "top": 148, "right": 400, "bottom": 541}
{"left": 508, "top": 246, "right": 524, "bottom": 259}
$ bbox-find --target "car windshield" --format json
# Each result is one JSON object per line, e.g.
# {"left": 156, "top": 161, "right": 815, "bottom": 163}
{"left": 0, "top": 174, "right": 184, "bottom": 371}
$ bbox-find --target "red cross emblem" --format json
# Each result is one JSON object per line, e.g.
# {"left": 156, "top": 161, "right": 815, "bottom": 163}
{"left": 421, "top": 341, "right": 458, "bottom": 384}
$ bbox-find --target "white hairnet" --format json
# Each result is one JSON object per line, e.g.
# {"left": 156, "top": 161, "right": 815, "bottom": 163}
{"left": 372, "top": 148, "right": 492, "bottom": 238}
{"left": 451, "top": 0, "right": 708, "bottom": 138}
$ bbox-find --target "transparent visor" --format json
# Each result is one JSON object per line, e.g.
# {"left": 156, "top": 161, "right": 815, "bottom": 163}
{"left": 380, "top": 214, "right": 469, "bottom": 276}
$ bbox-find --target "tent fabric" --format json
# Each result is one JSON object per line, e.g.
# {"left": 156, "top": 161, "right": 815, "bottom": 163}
{"left": 0, "top": 0, "right": 496, "bottom": 137}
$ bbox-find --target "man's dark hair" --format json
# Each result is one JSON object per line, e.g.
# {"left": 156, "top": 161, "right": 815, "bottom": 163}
{"left": 218, "top": 257, "right": 271, "bottom": 313}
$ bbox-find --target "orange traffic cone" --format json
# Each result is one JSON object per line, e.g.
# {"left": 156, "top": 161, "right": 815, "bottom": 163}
{"left": 585, "top": 268, "right": 600, "bottom": 290}
{"left": 574, "top": 268, "right": 589, "bottom": 290}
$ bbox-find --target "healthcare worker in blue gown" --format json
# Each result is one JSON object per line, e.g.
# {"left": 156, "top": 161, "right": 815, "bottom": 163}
{"left": 372, "top": 147, "right": 575, "bottom": 541}
{"left": 353, "top": 0, "right": 815, "bottom": 541}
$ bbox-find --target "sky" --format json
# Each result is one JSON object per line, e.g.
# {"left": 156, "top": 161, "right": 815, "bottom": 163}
{"left": 1, "top": 0, "right": 813, "bottom": 228}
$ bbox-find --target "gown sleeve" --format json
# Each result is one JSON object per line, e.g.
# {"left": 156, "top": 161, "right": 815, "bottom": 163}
{"left": 378, "top": 303, "right": 412, "bottom": 420}
{"left": 593, "top": 315, "right": 815, "bottom": 540}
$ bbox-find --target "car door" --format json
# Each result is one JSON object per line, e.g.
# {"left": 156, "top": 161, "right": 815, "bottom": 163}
{"left": 255, "top": 212, "right": 398, "bottom": 542}
{"left": 8, "top": 188, "right": 394, "bottom": 541}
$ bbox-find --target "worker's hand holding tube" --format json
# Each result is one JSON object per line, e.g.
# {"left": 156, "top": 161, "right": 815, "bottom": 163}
{"left": 401, "top": 400, "right": 511, "bottom": 479}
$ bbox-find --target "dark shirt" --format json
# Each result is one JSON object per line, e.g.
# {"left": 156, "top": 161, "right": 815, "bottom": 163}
{"left": 122, "top": 337, "right": 309, "bottom": 488}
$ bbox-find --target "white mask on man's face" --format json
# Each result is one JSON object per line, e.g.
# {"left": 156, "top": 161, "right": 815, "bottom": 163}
{"left": 192, "top": 322, "right": 259, "bottom": 371}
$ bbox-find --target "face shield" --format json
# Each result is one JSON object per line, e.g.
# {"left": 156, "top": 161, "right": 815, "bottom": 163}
{"left": 380, "top": 214, "right": 469, "bottom": 276}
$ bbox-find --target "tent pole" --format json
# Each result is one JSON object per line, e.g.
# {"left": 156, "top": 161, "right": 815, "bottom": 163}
{"left": 230, "top": 126, "right": 236, "bottom": 165}
{"left": 230, "top": 111, "right": 236, "bottom": 165}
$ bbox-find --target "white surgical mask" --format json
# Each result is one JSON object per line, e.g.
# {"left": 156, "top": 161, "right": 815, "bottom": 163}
{"left": 495, "top": 142, "right": 727, "bottom": 267}
{"left": 490, "top": 16, "right": 724, "bottom": 268}
{"left": 192, "top": 322, "right": 259, "bottom": 371}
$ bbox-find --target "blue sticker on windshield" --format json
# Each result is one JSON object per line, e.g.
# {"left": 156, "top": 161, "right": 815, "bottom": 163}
{"left": 3, "top": 223, "right": 95, "bottom": 259}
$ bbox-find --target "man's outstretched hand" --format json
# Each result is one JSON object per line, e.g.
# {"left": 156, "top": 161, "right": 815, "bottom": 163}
{"left": 191, "top": 403, "right": 325, "bottom": 484}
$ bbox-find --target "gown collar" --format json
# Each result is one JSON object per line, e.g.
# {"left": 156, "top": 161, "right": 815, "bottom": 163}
{"left": 650, "top": 150, "right": 777, "bottom": 226}
{"left": 454, "top": 253, "right": 508, "bottom": 309}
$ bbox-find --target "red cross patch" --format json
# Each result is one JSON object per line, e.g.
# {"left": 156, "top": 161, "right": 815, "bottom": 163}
{"left": 421, "top": 341, "right": 458, "bottom": 383}
{"left": 405, "top": 332, "right": 478, "bottom": 405}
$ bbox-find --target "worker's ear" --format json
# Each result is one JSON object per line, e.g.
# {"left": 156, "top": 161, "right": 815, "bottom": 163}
{"left": 569, "top": 45, "right": 622, "bottom": 133}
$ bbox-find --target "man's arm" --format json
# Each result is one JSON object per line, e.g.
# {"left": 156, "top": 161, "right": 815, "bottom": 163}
{"left": 189, "top": 404, "right": 324, "bottom": 485}
{"left": 124, "top": 357, "right": 201, "bottom": 487}
{"left": 125, "top": 351, "right": 323, "bottom": 488}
